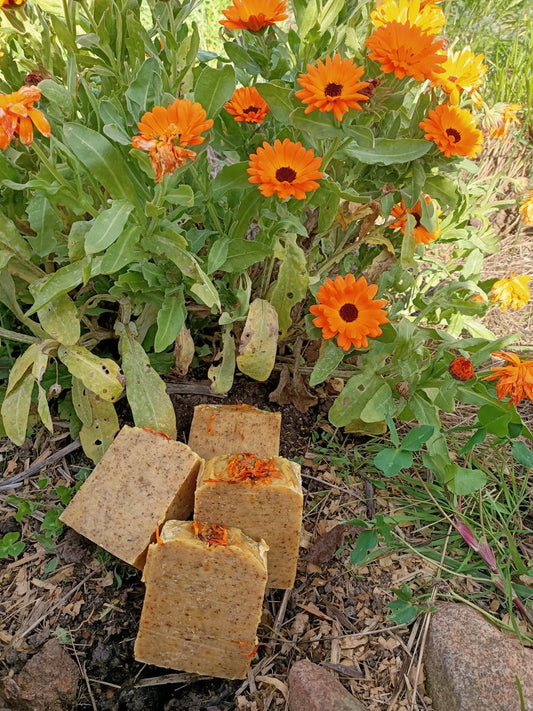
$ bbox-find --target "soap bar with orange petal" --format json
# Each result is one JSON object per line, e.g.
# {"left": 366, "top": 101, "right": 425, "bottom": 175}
{"left": 59, "top": 426, "right": 202, "bottom": 569}
{"left": 134, "top": 520, "right": 268, "bottom": 679}
{"left": 194, "top": 454, "right": 303, "bottom": 589}
{"left": 187, "top": 404, "right": 281, "bottom": 460}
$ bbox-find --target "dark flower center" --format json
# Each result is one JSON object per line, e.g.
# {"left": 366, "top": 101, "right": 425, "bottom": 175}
{"left": 325, "top": 82, "right": 343, "bottom": 97}
{"left": 339, "top": 303, "right": 359, "bottom": 322}
{"left": 243, "top": 105, "right": 260, "bottom": 114}
{"left": 276, "top": 166, "right": 297, "bottom": 183}
{"left": 445, "top": 127, "right": 461, "bottom": 143}
{"left": 413, "top": 211, "right": 422, "bottom": 227}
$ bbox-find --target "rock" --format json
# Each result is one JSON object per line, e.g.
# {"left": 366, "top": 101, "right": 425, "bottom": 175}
{"left": 0, "top": 639, "right": 80, "bottom": 711}
{"left": 288, "top": 659, "right": 367, "bottom": 711}
{"left": 425, "top": 601, "right": 533, "bottom": 711}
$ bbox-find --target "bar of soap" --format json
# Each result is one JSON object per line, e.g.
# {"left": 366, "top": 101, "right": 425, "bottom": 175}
{"left": 188, "top": 404, "right": 281, "bottom": 460}
{"left": 59, "top": 426, "right": 202, "bottom": 569}
{"left": 194, "top": 454, "right": 303, "bottom": 589}
{"left": 134, "top": 520, "right": 268, "bottom": 679}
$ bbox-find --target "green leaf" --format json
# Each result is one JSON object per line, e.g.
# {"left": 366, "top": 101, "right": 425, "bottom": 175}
{"left": 255, "top": 82, "right": 295, "bottom": 123}
{"left": 57, "top": 345, "right": 124, "bottom": 402}
{"left": 423, "top": 175, "right": 459, "bottom": 209}
{"left": 1, "top": 374, "right": 34, "bottom": 446}
{"left": 194, "top": 64, "right": 235, "bottom": 118}
{"left": 350, "top": 529, "right": 378, "bottom": 565}
{"left": 477, "top": 403, "right": 512, "bottom": 437}
{"left": 38, "top": 79, "right": 74, "bottom": 117}
{"left": 71, "top": 376, "right": 93, "bottom": 427}
{"left": 290, "top": 107, "right": 344, "bottom": 138}
{"left": 27, "top": 257, "right": 90, "bottom": 315}
{"left": 271, "top": 234, "right": 309, "bottom": 337}
{"left": 0, "top": 211, "right": 32, "bottom": 262}
{"left": 400, "top": 425, "right": 435, "bottom": 451}
{"left": 37, "top": 294, "right": 80, "bottom": 345}
{"left": 118, "top": 323, "right": 177, "bottom": 439}
{"left": 100, "top": 226, "right": 144, "bottom": 274}
{"left": 387, "top": 599, "right": 419, "bottom": 625}
{"left": 208, "top": 325, "right": 236, "bottom": 394}
{"left": 154, "top": 290, "right": 186, "bottom": 353}
{"left": 458, "top": 428, "right": 486, "bottom": 455}
{"left": 448, "top": 465, "right": 487, "bottom": 495}
{"left": 125, "top": 58, "right": 163, "bottom": 116}
{"left": 212, "top": 162, "right": 251, "bottom": 199}
{"left": 236, "top": 299, "right": 278, "bottom": 382}
{"left": 359, "top": 383, "right": 394, "bottom": 423}
{"left": 374, "top": 448, "right": 413, "bottom": 477}
{"left": 5, "top": 343, "right": 43, "bottom": 397}
{"left": 344, "top": 138, "right": 431, "bottom": 165}
{"left": 79, "top": 391, "right": 120, "bottom": 463}
{"left": 26, "top": 196, "right": 63, "bottom": 258}
{"left": 63, "top": 123, "right": 142, "bottom": 205}
{"left": 219, "top": 238, "right": 272, "bottom": 273}
{"left": 36, "top": 382, "right": 53, "bottom": 433}
{"left": 309, "top": 340, "right": 345, "bottom": 387}
{"left": 228, "top": 189, "right": 263, "bottom": 240}
{"left": 511, "top": 441, "right": 533, "bottom": 468}
{"left": 329, "top": 373, "right": 392, "bottom": 427}
{"left": 84, "top": 200, "right": 134, "bottom": 254}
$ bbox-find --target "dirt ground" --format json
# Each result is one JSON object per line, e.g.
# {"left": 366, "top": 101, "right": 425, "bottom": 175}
{"left": 0, "top": 134, "right": 532, "bottom": 711}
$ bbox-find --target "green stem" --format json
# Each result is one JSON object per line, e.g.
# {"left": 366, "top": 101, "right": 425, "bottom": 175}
{"left": 189, "top": 164, "right": 224, "bottom": 235}
{"left": 0, "top": 328, "right": 39, "bottom": 345}
{"left": 315, "top": 238, "right": 361, "bottom": 279}
{"left": 260, "top": 256, "right": 275, "bottom": 299}
{"left": 321, "top": 137, "right": 351, "bottom": 172}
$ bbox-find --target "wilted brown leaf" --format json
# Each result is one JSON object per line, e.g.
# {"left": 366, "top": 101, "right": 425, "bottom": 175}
{"left": 305, "top": 524, "right": 348, "bottom": 565}
{"left": 269, "top": 365, "right": 318, "bottom": 413}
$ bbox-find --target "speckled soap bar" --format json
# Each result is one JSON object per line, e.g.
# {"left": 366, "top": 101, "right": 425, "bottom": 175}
{"left": 194, "top": 454, "right": 303, "bottom": 589}
{"left": 59, "top": 426, "right": 202, "bottom": 569}
{"left": 187, "top": 404, "right": 281, "bottom": 460}
{"left": 134, "top": 520, "right": 268, "bottom": 679}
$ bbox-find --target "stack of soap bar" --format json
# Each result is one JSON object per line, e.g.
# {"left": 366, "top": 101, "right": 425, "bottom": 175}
{"left": 134, "top": 520, "right": 268, "bottom": 679}
{"left": 188, "top": 404, "right": 281, "bottom": 459}
{"left": 194, "top": 454, "right": 303, "bottom": 589}
{"left": 59, "top": 426, "right": 202, "bottom": 569}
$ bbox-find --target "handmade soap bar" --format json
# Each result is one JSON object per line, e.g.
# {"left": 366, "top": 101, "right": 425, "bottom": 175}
{"left": 187, "top": 404, "right": 281, "bottom": 460}
{"left": 59, "top": 426, "right": 202, "bottom": 569}
{"left": 134, "top": 520, "right": 268, "bottom": 679}
{"left": 194, "top": 454, "right": 303, "bottom": 589}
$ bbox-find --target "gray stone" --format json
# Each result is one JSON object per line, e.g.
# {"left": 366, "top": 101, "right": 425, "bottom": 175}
{"left": 288, "top": 659, "right": 367, "bottom": 711}
{"left": 425, "top": 601, "right": 533, "bottom": 711}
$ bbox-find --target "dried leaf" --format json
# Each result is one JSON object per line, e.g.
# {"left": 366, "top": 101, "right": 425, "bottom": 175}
{"left": 236, "top": 298, "right": 278, "bottom": 382}
{"left": 173, "top": 325, "right": 195, "bottom": 377}
{"left": 269, "top": 365, "right": 318, "bottom": 413}
{"left": 322, "top": 662, "right": 364, "bottom": 679}
{"left": 305, "top": 524, "right": 348, "bottom": 565}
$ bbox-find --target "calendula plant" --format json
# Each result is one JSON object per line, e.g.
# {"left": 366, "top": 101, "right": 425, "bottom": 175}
{"left": 0, "top": 0, "right": 530, "bottom": 488}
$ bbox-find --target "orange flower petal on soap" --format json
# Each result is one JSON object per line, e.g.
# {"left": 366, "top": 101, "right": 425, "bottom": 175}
{"left": 247, "top": 138, "right": 323, "bottom": 200}
{"left": 193, "top": 521, "right": 229, "bottom": 546}
{"left": 310, "top": 274, "right": 388, "bottom": 351}
{"left": 295, "top": 53, "right": 369, "bottom": 122}
{"left": 419, "top": 104, "right": 483, "bottom": 158}
{"left": 220, "top": 0, "right": 287, "bottom": 31}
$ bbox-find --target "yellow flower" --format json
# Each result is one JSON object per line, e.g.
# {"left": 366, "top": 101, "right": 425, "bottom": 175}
{"left": 491, "top": 274, "right": 531, "bottom": 312}
{"left": 519, "top": 189, "right": 533, "bottom": 226}
{"left": 490, "top": 103, "right": 522, "bottom": 140}
{"left": 433, "top": 46, "right": 487, "bottom": 105}
{"left": 371, "top": 0, "right": 446, "bottom": 35}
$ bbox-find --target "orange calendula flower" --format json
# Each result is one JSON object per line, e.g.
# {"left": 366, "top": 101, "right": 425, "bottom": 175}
{"left": 0, "top": 86, "right": 51, "bottom": 150}
{"left": 132, "top": 99, "right": 213, "bottom": 182}
{"left": 490, "top": 103, "right": 522, "bottom": 140}
{"left": 389, "top": 194, "right": 440, "bottom": 245}
{"left": 433, "top": 46, "right": 487, "bottom": 105}
{"left": 1, "top": 0, "right": 27, "bottom": 6}
{"left": 365, "top": 21, "right": 446, "bottom": 82}
{"left": 484, "top": 351, "right": 533, "bottom": 407}
{"left": 371, "top": 0, "right": 446, "bottom": 36}
{"left": 295, "top": 54, "right": 369, "bottom": 122}
{"left": 225, "top": 86, "right": 270, "bottom": 123}
{"left": 449, "top": 356, "right": 475, "bottom": 381}
{"left": 419, "top": 104, "right": 483, "bottom": 158}
{"left": 220, "top": 0, "right": 287, "bottom": 31}
{"left": 247, "top": 138, "right": 323, "bottom": 200}
{"left": 310, "top": 274, "right": 388, "bottom": 351}
{"left": 519, "top": 189, "right": 533, "bottom": 225}
{"left": 490, "top": 274, "right": 531, "bottom": 312}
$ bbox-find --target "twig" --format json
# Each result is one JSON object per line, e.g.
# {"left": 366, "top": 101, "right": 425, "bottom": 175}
{"left": 165, "top": 383, "right": 227, "bottom": 398}
{"left": 72, "top": 645, "right": 97, "bottom": 711}
{"left": 0, "top": 438, "right": 82, "bottom": 491}
{"left": 273, "top": 589, "right": 292, "bottom": 635}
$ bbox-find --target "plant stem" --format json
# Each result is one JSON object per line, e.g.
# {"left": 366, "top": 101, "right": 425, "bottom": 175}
{"left": 189, "top": 164, "right": 224, "bottom": 235}
{"left": 0, "top": 328, "right": 39, "bottom": 344}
